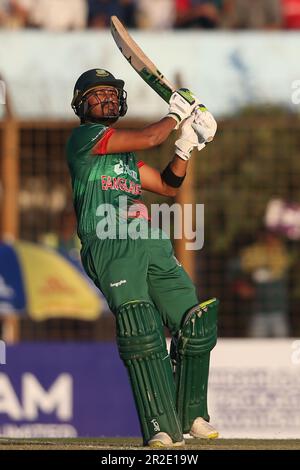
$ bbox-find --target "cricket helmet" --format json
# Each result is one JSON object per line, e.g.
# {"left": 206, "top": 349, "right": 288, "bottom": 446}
{"left": 71, "top": 69, "right": 128, "bottom": 123}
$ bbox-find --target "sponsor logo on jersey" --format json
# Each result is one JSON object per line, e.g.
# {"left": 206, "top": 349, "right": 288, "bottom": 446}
{"left": 91, "top": 130, "right": 105, "bottom": 143}
{"left": 114, "top": 160, "right": 138, "bottom": 181}
{"left": 110, "top": 280, "right": 127, "bottom": 288}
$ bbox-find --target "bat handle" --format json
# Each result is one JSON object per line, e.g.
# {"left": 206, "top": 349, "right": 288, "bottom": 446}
{"left": 176, "top": 88, "right": 207, "bottom": 112}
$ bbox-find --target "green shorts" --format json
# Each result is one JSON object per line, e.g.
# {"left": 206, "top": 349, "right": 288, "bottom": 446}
{"left": 81, "top": 234, "right": 198, "bottom": 334}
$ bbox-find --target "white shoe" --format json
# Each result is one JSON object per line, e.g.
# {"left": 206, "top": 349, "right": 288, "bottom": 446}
{"left": 189, "top": 417, "right": 219, "bottom": 439}
{"left": 148, "top": 432, "right": 185, "bottom": 448}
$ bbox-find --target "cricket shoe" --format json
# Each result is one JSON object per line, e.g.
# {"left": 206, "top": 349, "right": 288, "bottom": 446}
{"left": 148, "top": 432, "right": 185, "bottom": 448}
{"left": 189, "top": 417, "right": 219, "bottom": 439}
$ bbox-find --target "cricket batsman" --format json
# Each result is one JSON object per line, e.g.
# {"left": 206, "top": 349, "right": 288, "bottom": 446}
{"left": 67, "top": 68, "right": 219, "bottom": 447}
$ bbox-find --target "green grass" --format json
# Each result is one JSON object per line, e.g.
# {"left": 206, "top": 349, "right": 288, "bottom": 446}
{"left": 0, "top": 438, "right": 300, "bottom": 450}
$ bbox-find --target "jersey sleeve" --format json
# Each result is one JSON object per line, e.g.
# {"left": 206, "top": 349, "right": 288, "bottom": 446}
{"left": 79, "top": 124, "right": 108, "bottom": 153}
{"left": 66, "top": 123, "right": 108, "bottom": 169}
{"left": 92, "top": 128, "right": 116, "bottom": 155}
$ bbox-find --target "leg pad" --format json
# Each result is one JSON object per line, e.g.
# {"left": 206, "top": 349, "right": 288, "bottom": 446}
{"left": 116, "top": 301, "right": 183, "bottom": 444}
{"left": 171, "top": 298, "right": 218, "bottom": 433}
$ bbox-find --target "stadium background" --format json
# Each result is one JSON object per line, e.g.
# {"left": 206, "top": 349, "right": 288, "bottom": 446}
{"left": 0, "top": 0, "right": 300, "bottom": 442}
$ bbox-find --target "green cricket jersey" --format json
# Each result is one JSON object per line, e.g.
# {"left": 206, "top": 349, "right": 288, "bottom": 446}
{"left": 66, "top": 123, "right": 144, "bottom": 241}
{"left": 66, "top": 123, "right": 199, "bottom": 336}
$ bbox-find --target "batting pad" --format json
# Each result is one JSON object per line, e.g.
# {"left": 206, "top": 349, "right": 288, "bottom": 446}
{"left": 116, "top": 301, "right": 183, "bottom": 445}
{"left": 172, "top": 298, "right": 218, "bottom": 433}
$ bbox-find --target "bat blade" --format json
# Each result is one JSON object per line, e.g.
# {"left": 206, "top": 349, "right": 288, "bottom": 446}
{"left": 110, "top": 15, "right": 175, "bottom": 103}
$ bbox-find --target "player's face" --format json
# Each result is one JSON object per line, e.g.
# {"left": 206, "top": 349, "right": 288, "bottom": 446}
{"left": 87, "top": 86, "right": 119, "bottom": 118}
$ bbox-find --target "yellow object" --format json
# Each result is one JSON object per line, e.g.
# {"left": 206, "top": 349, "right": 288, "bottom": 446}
{"left": 15, "top": 241, "right": 101, "bottom": 321}
{"left": 241, "top": 242, "right": 290, "bottom": 280}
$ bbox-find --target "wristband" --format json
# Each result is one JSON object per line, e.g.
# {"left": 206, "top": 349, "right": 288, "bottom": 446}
{"left": 161, "top": 163, "right": 186, "bottom": 188}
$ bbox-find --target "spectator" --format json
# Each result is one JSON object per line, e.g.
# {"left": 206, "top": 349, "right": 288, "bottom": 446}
{"left": 88, "top": 0, "right": 136, "bottom": 28}
{"left": 175, "top": 0, "right": 225, "bottom": 29}
{"left": 14, "top": 0, "right": 87, "bottom": 30}
{"left": 224, "top": 0, "right": 282, "bottom": 29}
{"left": 121, "top": 0, "right": 136, "bottom": 28}
{"left": 0, "top": 0, "right": 25, "bottom": 27}
{"left": 136, "top": 0, "right": 175, "bottom": 29}
{"left": 281, "top": 0, "right": 300, "bottom": 29}
{"left": 239, "top": 230, "right": 291, "bottom": 337}
{"left": 0, "top": 0, "right": 9, "bottom": 26}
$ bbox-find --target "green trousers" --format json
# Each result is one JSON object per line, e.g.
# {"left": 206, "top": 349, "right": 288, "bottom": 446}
{"left": 81, "top": 234, "right": 198, "bottom": 334}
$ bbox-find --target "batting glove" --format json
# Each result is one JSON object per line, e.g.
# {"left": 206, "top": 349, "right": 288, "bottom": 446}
{"left": 192, "top": 106, "right": 217, "bottom": 144}
{"left": 167, "top": 88, "right": 199, "bottom": 129}
{"left": 175, "top": 116, "right": 206, "bottom": 161}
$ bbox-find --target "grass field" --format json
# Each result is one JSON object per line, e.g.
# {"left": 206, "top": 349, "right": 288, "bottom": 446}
{"left": 0, "top": 438, "right": 300, "bottom": 450}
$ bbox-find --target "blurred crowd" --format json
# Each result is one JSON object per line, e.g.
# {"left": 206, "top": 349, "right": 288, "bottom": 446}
{"left": 0, "top": 0, "right": 299, "bottom": 31}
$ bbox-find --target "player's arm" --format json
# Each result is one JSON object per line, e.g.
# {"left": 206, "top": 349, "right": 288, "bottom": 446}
{"left": 106, "top": 117, "right": 176, "bottom": 153}
{"left": 93, "top": 89, "right": 199, "bottom": 154}
{"left": 139, "top": 157, "right": 188, "bottom": 197}
{"left": 140, "top": 110, "right": 218, "bottom": 197}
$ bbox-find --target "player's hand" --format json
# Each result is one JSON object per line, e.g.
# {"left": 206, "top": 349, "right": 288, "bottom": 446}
{"left": 175, "top": 116, "right": 206, "bottom": 161}
{"left": 192, "top": 106, "right": 217, "bottom": 144}
{"left": 167, "top": 88, "right": 199, "bottom": 129}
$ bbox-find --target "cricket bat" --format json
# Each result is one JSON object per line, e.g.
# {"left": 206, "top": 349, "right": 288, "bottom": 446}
{"left": 110, "top": 15, "right": 198, "bottom": 106}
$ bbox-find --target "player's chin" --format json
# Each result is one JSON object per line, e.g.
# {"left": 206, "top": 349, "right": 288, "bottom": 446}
{"left": 107, "top": 104, "right": 119, "bottom": 116}
{"left": 104, "top": 108, "right": 120, "bottom": 122}
{"left": 95, "top": 114, "right": 119, "bottom": 125}
{"left": 106, "top": 116, "right": 119, "bottom": 125}
{"left": 90, "top": 108, "right": 119, "bottom": 124}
